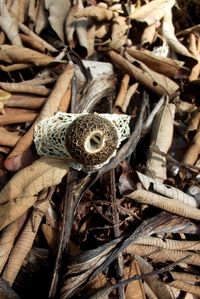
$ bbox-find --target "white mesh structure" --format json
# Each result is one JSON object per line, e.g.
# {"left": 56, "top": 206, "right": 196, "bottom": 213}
{"left": 34, "top": 112, "right": 131, "bottom": 172}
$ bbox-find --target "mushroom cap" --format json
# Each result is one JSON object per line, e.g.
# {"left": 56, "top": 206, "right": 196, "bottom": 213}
{"left": 65, "top": 114, "right": 118, "bottom": 166}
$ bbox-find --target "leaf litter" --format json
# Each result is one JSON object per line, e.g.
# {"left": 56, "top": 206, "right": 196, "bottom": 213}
{"left": 0, "top": 0, "right": 200, "bottom": 299}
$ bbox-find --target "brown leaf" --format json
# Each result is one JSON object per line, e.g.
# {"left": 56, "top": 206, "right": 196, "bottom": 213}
{"left": 126, "top": 47, "right": 189, "bottom": 79}
{"left": 0, "top": 89, "right": 11, "bottom": 113}
{"left": 2, "top": 199, "right": 49, "bottom": 285}
{"left": 45, "top": 0, "right": 71, "bottom": 41}
{"left": 107, "top": 50, "right": 179, "bottom": 96}
{"left": 146, "top": 101, "right": 175, "bottom": 181}
{"left": 130, "top": 0, "right": 175, "bottom": 25}
{"left": 0, "top": 45, "right": 54, "bottom": 66}
{"left": 124, "top": 259, "right": 146, "bottom": 299}
{"left": 75, "top": 6, "right": 115, "bottom": 21}
{"left": 0, "top": 0, "right": 22, "bottom": 46}
{"left": 0, "top": 157, "right": 69, "bottom": 205}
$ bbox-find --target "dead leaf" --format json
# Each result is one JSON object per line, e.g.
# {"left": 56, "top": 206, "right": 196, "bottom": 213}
{"left": 2, "top": 199, "right": 49, "bottom": 285}
{"left": 0, "top": 44, "right": 54, "bottom": 66}
{"left": 45, "top": 0, "right": 71, "bottom": 41}
{"left": 124, "top": 259, "right": 146, "bottom": 299}
{"left": 0, "top": 0, "right": 22, "bottom": 46}
{"left": 146, "top": 101, "right": 175, "bottom": 181}
{"left": 0, "top": 89, "right": 11, "bottom": 113}
{"left": 126, "top": 189, "right": 200, "bottom": 220}
{"left": 130, "top": 0, "right": 175, "bottom": 25}
{"left": 74, "top": 6, "right": 116, "bottom": 21}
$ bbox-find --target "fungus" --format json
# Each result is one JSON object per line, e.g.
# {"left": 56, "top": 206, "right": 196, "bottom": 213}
{"left": 34, "top": 112, "right": 131, "bottom": 172}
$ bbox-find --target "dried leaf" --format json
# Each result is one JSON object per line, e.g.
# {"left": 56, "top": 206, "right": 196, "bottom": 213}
{"left": 0, "top": 196, "right": 37, "bottom": 230}
{"left": 124, "top": 259, "right": 146, "bottom": 299}
{"left": 107, "top": 50, "right": 179, "bottom": 96}
{"left": 161, "top": 8, "right": 195, "bottom": 59}
{"left": 136, "top": 171, "right": 198, "bottom": 207}
{"left": 28, "top": 0, "right": 48, "bottom": 35}
{"left": 0, "top": 89, "right": 11, "bottom": 113}
{"left": 0, "top": 45, "right": 54, "bottom": 66}
{"left": 3, "top": 199, "right": 49, "bottom": 285}
{"left": 75, "top": 6, "right": 115, "bottom": 21}
{"left": 130, "top": 0, "right": 175, "bottom": 25}
{"left": 0, "top": 0, "right": 22, "bottom": 46}
{"left": 136, "top": 255, "right": 172, "bottom": 299}
{"left": 166, "top": 280, "right": 200, "bottom": 296}
{"left": 45, "top": 0, "right": 71, "bottom": 41}
{"left": 135, "top": 236, "right": 200, "bottom": 251}
{"left": 0, "top": 218, "right": 21, "bottom": 273}
{"left": 0, "top": 157, "right": 69, "bottom": 205}
{"left": 0, "top": 127, "right": 20, "bottom": 147}
{"left": 126, "top": 48, "right": 188, "bottom": 78}
{"left": 109, "top": 16, "right": 129, "bottom": 49}
{"left": 126, "top": 189, "right": 200, "bottom": 220}
{"left": 146, "top": 102, "right": 175, "bottom": 181}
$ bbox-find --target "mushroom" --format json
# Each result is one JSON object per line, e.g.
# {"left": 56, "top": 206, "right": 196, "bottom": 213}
{"left": 34, "top": 112, "right": 131, "bottom": 172}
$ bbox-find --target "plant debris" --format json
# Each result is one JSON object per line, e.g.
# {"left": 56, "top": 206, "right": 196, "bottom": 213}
{"left": 0, "top": 0, "right": 200, "bottom": 299}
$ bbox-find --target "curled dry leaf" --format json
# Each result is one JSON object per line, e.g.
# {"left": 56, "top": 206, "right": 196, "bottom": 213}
{"left": 4, "top": 64, "right": 74, "bottom": 171}
{"left": 0, "top": 127, "right": 20, "bottom": 147}
{"left": 0, "top": 45, "right": 54, "bottom": 66}
{"left": 135, "top": 236, "right": 200, "bottom": 251}
{"left": 130, "top": 0, "right": 175, "bottom": 25}
{"left": 183, "top": 129, "right": 200, "bottom": 165}
{"left": 127, "top": 244, "right": 200, "bottom": 266}
{"left": 141, "top": 23, "right": 157, "bottom": 46}
{"left": 109, "top": 16, "right": 130, "bottom": 49}
{"left": 75, "top": 6, "right": 116, "bottom": 22}
{"left": 6, "top": 95, "right": 46, "bottom": 110}
{"left": 0, "top": 0, "right": 22, "bottom": 46}
{"left": 45, "top": 0, "right": 71, "bottom": 41}
{"left": 126, "top": 47, "right": 188, "bottom": 78}
{"left": 126, "top": 189, "right": 200, "bottom": 220}
{"left": 136, "top": 255, "right": 172, "bottom": 299}
{"left": 27, "top": 0, "right": 48, "bottom": 35}
{"left": 0, "top": 218, "right": 21, "bottom": 273}
{"left": 136, "top": 171, "right": 198, "bottom": 207}
{"left": 146, "top": 102, "right": 175, "bottom": 181}
{"left": 0, "top": 89, "right": 11, "bottom": 113}
{"left": 166, "top": 280, "right": 200, "bottom": 297}
{"left": 0, "top": 196, "right": 37, "bottom": 230}
{"left": 124, "top": 259, "right": 146, "bottom": 299}
{"left": 2, "top": 199, "right": 49, "bottom": 285}
{"left": 0, "top": 157, "right": 69, "bottom": 205}
{"left": 107, "top": 50, "right": 179, "bottom": 96}
{"left": 114, "top": 74, "right": 130, "bottom": 109}
{"left": 161, "top": 8, "right": 195, "bottom": 59}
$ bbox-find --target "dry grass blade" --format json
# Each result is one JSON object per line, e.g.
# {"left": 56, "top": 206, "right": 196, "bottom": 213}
{"left": 2, "top": 199, "right": 49, "bottom": 285}
{"left": 126, "top": 189, "right": 200, "bottom": 220}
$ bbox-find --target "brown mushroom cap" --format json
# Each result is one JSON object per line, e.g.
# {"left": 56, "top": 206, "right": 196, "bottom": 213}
{"left": 65, "top": 114, "right": 118, "bottom": 166}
